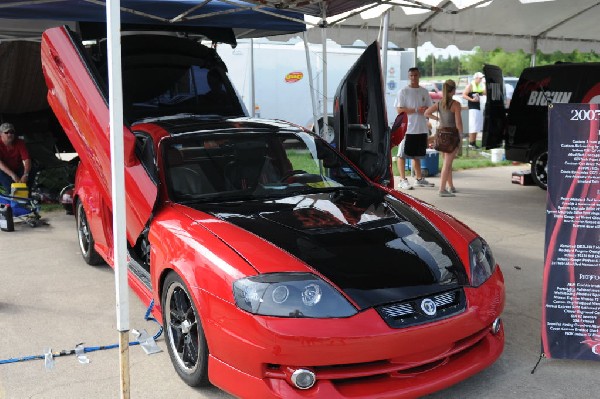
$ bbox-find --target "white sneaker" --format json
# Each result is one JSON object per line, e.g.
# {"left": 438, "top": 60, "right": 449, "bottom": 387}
{"left": 398, "top": 179, "right": 413, "bottom": 190}
{"left": 415, "top": 178, "right": 435, "bottom": 187}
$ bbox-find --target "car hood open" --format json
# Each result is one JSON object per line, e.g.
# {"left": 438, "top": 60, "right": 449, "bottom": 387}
{"left": 190, "top": 188, "right": 467, "bottom": 309}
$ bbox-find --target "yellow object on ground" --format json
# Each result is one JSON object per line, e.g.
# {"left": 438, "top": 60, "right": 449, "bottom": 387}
{"left": 10, "top": 183, "right": 28, "bottom": 198}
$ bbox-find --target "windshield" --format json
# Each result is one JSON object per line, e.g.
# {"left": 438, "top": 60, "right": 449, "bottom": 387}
{"left": 163, "top": 131, "right": 369, "bottom": 203}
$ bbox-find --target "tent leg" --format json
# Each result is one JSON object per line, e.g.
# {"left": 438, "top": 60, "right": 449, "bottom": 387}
{"left": 106, "top": 0, "right": 130, "bottom": 397}
{"left": 321, "top": 3, "right": 328, "bottom": 138}
{"left": 381, "top": 10, "right": 390, "bottom": 79}
{"left": 119, "top": 331, "right": 130, "bottom": 398}
{"left": 250, "top": 38, "right": 256, "bottom": 117}
{"left": 381, "top": 10, "right": 390, "bottom": 102}
{"left": 412, "top": 28, "right": 418, "bottom": 67}
{"left": 303, "top": 32, "right": 320, "bottom": 135}
{"left": 531, "top": 37, "right": 538, "bottom": 67}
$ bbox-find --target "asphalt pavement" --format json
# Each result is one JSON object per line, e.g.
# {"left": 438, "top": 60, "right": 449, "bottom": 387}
{"left": 1, "top": 164, "right": 600, "bottom": 398}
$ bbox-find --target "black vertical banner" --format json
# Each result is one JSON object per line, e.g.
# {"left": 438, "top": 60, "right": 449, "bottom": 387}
{"left": 542, "top": 103, "right": 600, "bottom": 360}
{"left": 482, "top": 64, "right": 506, "bottom": 150}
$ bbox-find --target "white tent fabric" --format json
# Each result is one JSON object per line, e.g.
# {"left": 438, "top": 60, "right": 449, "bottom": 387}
{"left": 290, "top": 0, "right": 600, "bottom": 54}
{"left": 4, "top": 1, "right": 599, "bottom": 54}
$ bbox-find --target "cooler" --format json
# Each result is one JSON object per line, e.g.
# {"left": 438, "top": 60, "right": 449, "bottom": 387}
{"left": 406, "top": 149, "right": 440, "bottom": 177}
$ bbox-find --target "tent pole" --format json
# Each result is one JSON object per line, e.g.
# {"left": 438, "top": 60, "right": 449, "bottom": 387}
{"left": 303, "top": 32, "right": 320, "bottom": 135}
{"left": 250, "top": 38, "right": 256, "bottom": 117}
{"left": 321, "top": 2, "right": 328, "bottom": 138}
{"left": 412, "top": 27, "right": 418, "bottom": 68}
{"left": 381, "top": 10, "right": 390, "bottom": 95}
{"left": 531, "top": 37, "right": 538, "bottom": 67}
{"left": 106, "top": 0, "right": 130, "bottom": 398}
{"left": 381, "top": 10, "right": 390, "bottom": 125}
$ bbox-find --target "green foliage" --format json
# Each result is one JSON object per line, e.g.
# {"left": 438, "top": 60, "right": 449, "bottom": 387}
{"left": 535, "top": 49, "right": 600, "bottom": 66}
{"left": 461, "top": 47, "right": 488, "bottom": 75}
{"left": 487, "top": 49, "right": 530, "bottom": 76}
{"left": 419, "top": 47, "right": 600, "bottom": 79}
{"left": 417, "top": 55, "right": 462, "bottom": 76}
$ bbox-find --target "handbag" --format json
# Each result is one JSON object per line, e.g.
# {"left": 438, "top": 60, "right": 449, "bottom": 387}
{"left": 433, "top": 105, "right": 460, "bottom": 153}
{"left": 434, "top": 126, "right": 460, "bottom": 153}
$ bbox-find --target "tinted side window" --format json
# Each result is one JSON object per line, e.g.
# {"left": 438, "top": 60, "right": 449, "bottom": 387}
{"left": 88, "top": 34, "right": 245, "bottom": 122}
{"left": 128, "top": 66, "right": 241, "bottom": 118}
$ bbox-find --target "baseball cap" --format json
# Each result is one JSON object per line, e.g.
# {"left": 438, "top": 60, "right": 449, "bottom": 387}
{"left": 473, "top": 72, "right": 484, "bottom": 79}
{"left": 0, "top": 123, "right": 15, "bottom": 133}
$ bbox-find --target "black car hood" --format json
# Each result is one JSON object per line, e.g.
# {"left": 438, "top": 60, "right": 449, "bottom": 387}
{"left": 191, "top": 187, "right": 467, "bottom": 309}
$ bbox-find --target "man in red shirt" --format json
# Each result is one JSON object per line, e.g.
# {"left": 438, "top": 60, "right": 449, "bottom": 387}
{"left": 0, "top": 123, "right": 31, "bottom": 194}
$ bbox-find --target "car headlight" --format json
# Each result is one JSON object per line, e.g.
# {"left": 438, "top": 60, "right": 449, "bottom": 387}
{"left": 233, "top": 273, "right": 357, "bottom": 318}
{"left": 469, "top": 237, "right": 497, "bottom": 287}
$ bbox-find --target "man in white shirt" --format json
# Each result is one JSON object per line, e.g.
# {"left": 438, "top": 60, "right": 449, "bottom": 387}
{"left": 394, "top": 67, "right": 434, "bottom": 190}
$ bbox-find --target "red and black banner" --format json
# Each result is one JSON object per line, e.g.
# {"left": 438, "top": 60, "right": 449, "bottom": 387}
{"left": 542, "top": 103, "right": 600, "bottom": 360}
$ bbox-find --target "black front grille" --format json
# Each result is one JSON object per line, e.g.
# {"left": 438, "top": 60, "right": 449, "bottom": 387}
{"left": 376, "top": 289, "right": 466, "bottom": 328}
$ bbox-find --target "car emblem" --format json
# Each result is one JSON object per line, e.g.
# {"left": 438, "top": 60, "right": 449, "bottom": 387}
{"left": 421, "top": 298, "right": 437, "bottom": 316}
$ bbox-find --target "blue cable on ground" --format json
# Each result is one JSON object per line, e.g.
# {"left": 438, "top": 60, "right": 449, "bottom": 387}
{"left": 0, "top": 300, "right": 163, "bottom": 365}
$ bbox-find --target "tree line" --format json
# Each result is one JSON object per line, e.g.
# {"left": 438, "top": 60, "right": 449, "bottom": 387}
{"left": 417, "top": 47, "right": 600, "bottom": 78}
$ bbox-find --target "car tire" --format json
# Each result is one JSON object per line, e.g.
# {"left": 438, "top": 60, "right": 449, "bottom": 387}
{"left": 162, "top": 272, "right": 209, "bottom": 387}
{"left": 530, "top": 147, "right": 548, "bottom": 190}
{"left": 76, "top": 200, "right": 104, "bottom": 265}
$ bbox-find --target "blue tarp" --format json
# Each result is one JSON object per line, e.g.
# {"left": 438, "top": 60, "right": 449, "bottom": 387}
{"left": 0, "top": 0, "right": 305, "bottom": 37}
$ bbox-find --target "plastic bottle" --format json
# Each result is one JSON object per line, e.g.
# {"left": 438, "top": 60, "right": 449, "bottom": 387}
{"left": 0, "top": 203, "right": 15, "bottom": 232}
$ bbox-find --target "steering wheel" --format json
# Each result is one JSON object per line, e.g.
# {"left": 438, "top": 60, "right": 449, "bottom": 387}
{"left": 279, "top": 169, "right": 308, "bottom": 183}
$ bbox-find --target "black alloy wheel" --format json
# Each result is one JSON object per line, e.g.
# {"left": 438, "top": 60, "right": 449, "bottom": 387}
{"left": 76, "top": 200, "right": 104, "bottom": 265}
{"left": 162, "top": 272, "right": 209, "bottom": 387}
{"left": 531, "top": 149, "right": 548, "bottom": 190}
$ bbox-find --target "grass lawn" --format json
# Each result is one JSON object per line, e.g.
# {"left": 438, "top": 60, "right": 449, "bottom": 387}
{"left": 41, "top": 203, "right": 66, "bottom": 212}
{"left": 391, "top": 144, "right": 515, "bottom": 176}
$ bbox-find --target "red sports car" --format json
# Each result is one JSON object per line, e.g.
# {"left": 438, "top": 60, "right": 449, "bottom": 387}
{"left": 41, "top": 26, "right": 504, "bottom": 398}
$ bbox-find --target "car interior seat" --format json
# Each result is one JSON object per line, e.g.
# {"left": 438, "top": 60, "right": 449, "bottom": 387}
{"left": 167, "top": 148, "right": 215, "bottom": 198}
{"left": 224, "top": 142, "right": 270, "bottom": 190}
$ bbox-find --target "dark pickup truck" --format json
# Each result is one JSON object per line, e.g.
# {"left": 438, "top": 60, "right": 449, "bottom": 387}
{"left": 483, "top": 62, "right": 600, "bottom": 189}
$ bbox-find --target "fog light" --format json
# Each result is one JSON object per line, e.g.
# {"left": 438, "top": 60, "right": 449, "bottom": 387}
{"left": 291, "top": 369, "right": 316, "bottom": 389}
{"left": 492, "top": 318, "right": 502, "bottom": 335}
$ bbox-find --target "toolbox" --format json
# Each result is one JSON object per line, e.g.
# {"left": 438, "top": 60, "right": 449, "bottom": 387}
{"left": 11, "top": 182, "right": 29, "bottom": 198}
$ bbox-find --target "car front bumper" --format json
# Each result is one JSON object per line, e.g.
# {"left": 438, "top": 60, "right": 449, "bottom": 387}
{"left": 199, "top": 268, "right": 505, "bottom": 398}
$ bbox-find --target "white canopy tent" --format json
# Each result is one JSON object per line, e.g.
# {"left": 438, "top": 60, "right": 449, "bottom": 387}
{"left": 291, "top": 0, "right": 600, "bottom": 64}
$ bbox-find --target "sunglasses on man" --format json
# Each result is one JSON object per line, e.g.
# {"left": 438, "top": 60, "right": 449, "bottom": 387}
{"left": 2, "top": 130, "right": 15, "bottom": 135}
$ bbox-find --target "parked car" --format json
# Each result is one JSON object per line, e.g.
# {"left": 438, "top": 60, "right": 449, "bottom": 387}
{"left": 42, "top": 26, "right": 505, "bottom": 398}
{"left": 504, "top": 76, "right": 518, "bottom": 90}
{"left": 425, "top": 80, "right": 467, "bottom": 108}
{"left": 423, "top": 81, "right": 443, "bottom": 100}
